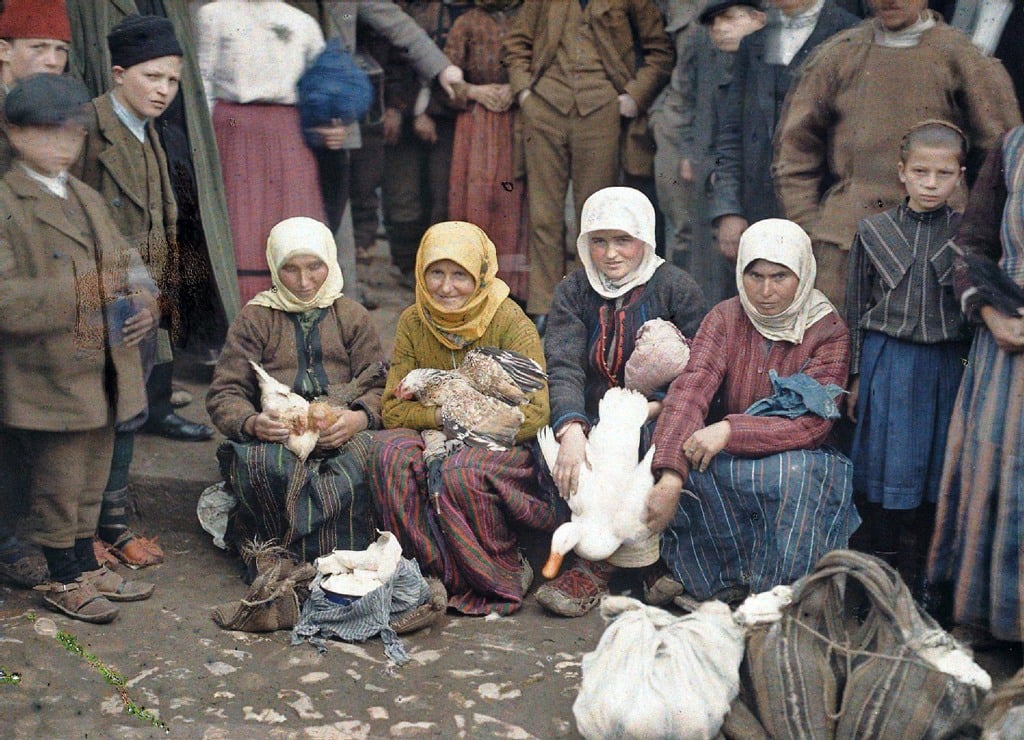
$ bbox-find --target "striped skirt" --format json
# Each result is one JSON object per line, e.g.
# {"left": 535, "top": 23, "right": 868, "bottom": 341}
{"left": 851, "top": 332, "right": 968, "bottom": 510}
{"left": 217, "top": 433, "right": 373, "bottom": 563}
{"left": 661, "top": 449, "right": 858, "bottom": 601}
{"left": 368, "top": 430, "right": 561, "bottom": 616}
{"left": 927, "top": 328, "right": 1024, "bottom": 641}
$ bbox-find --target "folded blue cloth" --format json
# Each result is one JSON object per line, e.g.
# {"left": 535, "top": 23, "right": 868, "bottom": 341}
{"left": 744, "top": 370, "right": 845, "bottom": 420}
{"left": 297, "top": 38, "right": 373, "bottom": 147}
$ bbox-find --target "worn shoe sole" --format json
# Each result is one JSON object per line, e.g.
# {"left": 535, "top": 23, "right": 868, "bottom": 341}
{"left": 39, "top": 582, "right": 119, "bottom": 624}
{"left": 81, "top": 567, "right": 155, "bottom": 602}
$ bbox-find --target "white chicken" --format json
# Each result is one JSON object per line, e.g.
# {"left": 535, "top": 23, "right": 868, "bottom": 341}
{"left": 537, "top": 387, "right": 655, "bottom": 578}
{"left": 249, "top": 360, "right": 319, "bottom": 461}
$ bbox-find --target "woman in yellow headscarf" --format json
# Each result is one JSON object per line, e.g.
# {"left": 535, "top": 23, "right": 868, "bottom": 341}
{"left": 369, "top": 221, "right": 557, "bottom": 616}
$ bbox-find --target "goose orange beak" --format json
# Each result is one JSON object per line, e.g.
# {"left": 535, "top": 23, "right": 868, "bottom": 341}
{"left": 541, "top": 551, "right": 563, "bottom": 579}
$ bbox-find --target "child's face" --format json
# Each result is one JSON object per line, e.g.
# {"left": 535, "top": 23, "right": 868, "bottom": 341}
{"left": 112, "top": 55, "right": 183, "bottom": 120}
{"left": 0, "top": 38, "right": 70, "bottom": 86}
{"left": 7, "top": 121, "right": 86, "bottom": 177}
{"left": 898, "top": 145, "right": 964, "bottom": 213}
{"left": 709, "top": 7, "right": 766, "bottom": 53}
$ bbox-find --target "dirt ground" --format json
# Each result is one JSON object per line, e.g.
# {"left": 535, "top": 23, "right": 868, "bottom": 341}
{"left": 0, "top": 251, "right": 1020, "bottom": 738}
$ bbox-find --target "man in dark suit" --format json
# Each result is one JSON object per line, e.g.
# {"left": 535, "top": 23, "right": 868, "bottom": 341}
{"left": 708, "top": 0, "right": 858, "bottom": 260}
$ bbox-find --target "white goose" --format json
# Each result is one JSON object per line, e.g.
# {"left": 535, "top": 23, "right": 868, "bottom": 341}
{"left": 537, "top": 387, "right": 655, "bottom": 578}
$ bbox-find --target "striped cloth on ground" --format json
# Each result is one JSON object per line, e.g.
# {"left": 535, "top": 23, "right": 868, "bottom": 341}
{"left": 291, "top": 559, "right": 430, "bottom": 665}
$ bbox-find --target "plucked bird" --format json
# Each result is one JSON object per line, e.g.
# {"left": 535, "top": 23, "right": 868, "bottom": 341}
{"left": 624, "top": 318, "right": 691, "bottom": 397}
{"left": 537, "top": 387, "right": 655, "bottom": 578}
{"left": 395, "top": 347, "right": 546, "bottom": 451}
{"left": 249, "top": 360, "right": 319, "bottom": 461}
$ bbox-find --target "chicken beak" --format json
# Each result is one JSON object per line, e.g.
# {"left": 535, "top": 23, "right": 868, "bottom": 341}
{"left": 541, "top": 551, "right": 564, "bottom": 580}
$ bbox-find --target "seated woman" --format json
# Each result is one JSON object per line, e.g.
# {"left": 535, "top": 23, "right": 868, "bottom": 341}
{"left": 646, "top": 219, "right": 859, "bottom": 603}
{"left": 368, "top": 221, "right": 557, "bottom": 616}
{"left": 207, "top": 217, "right": 386, "bottom": 564}
{"left": 536, "top": 186, "right": 706, "bottom": 617}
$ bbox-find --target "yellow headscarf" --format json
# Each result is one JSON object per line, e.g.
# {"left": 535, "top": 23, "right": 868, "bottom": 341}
{"left": 248, "top": 217, "right": 345, "bottom": 313}
{"left": 415, "top": 221, "right": 510, "bottom": 349}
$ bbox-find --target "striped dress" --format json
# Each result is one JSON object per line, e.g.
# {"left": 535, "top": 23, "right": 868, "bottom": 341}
{"left": 927, "top": 126, "right": 1024, "bottom": 642}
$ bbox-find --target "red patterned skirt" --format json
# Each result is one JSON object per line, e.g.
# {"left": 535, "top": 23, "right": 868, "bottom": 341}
{"left": 368, "top": 429, "right": 559, "bottom": 615}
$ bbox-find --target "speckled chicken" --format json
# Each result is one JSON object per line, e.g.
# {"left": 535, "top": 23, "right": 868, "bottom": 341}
{"left": 457, "top": 347, "right": 546, "bottom": 405}
{"left": 249, "top": 360, "right": 319, "bottom": 461}
{"left": 394, "top": 348, "right": 546, "bottom": 450}
{"left": 395, "top": 368, "right": 527, "bottom": 451}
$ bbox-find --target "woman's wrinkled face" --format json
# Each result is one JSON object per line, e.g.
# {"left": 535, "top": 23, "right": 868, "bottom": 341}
{"left": 278, "top": 254, "right": 329, "bottom": 300}
{"left": 587, "top": 229, "right": 645, "bottom": 282}
{"left": 424, "top": 259, "right": 476, "bottom": 311}
{"left": 742, "top": 259, "right": 800, "bottom": 316}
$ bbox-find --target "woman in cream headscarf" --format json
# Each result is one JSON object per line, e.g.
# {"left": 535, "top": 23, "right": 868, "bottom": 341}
{"left": 207, "top": 217, "right": 387, "bottom": 565}
{"left": 536, "top": 187, "right": 706, "bottom": 618}
{"left": 369, "top": 221, "right": 557, "bottom": 616}
{"left": 646, "top": 218, "right": 858, "bottom": 606}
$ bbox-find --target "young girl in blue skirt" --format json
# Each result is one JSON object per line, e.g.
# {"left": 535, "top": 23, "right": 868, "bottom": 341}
{"left": 844, "top": 120, "right": 970, "bottom": 611}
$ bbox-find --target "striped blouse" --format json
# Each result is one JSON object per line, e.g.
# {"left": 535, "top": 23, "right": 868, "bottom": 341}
{"left": 845, "top": 203, "right": 968, "bottom": 372}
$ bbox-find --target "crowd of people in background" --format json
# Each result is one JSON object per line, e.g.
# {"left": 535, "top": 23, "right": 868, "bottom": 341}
{"left": 0, "top": 0, "right": 1022, "bottom": 654}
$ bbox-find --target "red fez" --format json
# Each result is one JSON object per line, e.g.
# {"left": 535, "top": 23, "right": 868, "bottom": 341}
{"left": 0, "top": 0, "right": 71, "bottom": 44}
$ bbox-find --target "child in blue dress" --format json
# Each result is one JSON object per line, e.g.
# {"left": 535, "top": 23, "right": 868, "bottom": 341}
{"left": 845, "top": 120, "right": 971, "bottom": 611}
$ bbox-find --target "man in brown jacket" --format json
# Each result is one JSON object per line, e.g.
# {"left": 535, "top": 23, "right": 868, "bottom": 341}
{"left": 503, "top": 0, "right": 674, "bottom": 322}
{"left": 773, "top": 0, "right": 1021, "bottom": 311}
{"left": 0, "top": 74, "right": 156, "bottom": 622}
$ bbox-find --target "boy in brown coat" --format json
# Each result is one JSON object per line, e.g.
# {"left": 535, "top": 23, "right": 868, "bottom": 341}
{"left": 0, "top": 74, "right": 157, "bottom": 622}
{"left": 78, "top": 14, "right": 211, "bottom": 568}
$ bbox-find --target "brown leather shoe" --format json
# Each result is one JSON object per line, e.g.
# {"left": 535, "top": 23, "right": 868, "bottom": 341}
{"left": 92, "top": 538, "right": 121, "bottom": 569}
{"left": 36, "top": 579, "right": 119, "bottom": 623}
{"left": 80, "top": 566, "right": 154, "bottom": 602}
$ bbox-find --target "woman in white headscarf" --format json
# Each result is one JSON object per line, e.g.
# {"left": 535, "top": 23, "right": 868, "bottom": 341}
{"left": 207, "top": 217, "right": 387, "bottom": 566}
{"left": 645, "top": 218, "right": 858, "bottom": 606}
{"left": 535, "top": 187, "right": 706, "bottom": 617}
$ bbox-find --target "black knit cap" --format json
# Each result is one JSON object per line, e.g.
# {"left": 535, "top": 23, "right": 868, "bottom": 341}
{"left": 107, "top": 14, "right": 182, "bottom": 69}
{"left": 5, "top": 73, "right": 91, "bottom": 126}
{"left": 699, "top": 0, "right": 763, "bottom": 25}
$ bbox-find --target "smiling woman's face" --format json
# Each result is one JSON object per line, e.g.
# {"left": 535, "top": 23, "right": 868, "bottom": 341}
{"left": 587, "top": 229, "right": 645, "bottom": 281}
{"left": 424, "top": 259, "right": 476, "bottom": 311}
{"left": 742, "top": 259, "right": 800, "bottom": 316}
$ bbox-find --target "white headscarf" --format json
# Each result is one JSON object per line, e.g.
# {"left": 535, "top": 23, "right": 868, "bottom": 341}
{"left": 576, "top": 187, "right": 665, "bottom": 299}
{"left": 736, "top": 218, "right": 835, "bottom": 344}
{"left": 248, "top": 217, "right": 345, "bottom": 312}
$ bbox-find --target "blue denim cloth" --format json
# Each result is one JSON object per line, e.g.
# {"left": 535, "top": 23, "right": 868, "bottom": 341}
{"left": 744, "top": 370, "right": 845, "bottom": 420}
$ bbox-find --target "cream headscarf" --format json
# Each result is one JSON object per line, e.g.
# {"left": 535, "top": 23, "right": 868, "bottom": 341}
{"left": 576, "top": 186, "right": 665, "bottom": 299}
{"left": 248, "top": 217, "right": 345, "bottom": 312}
{"left": 736, "top": 218, "right": 835, "bottom": 344}
{"left": 415, "top": 221, "right": 510, "bottom": 350}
